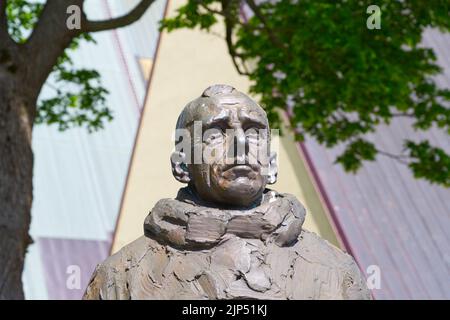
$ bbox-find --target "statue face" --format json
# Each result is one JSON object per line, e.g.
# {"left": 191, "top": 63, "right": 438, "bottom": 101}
{"left": 186, "top": 95, "right": 273, "bottom": 207}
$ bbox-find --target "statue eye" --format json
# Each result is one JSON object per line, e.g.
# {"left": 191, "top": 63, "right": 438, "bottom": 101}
{"left": 245, "top": 128, "right": 260, "bottom": 137}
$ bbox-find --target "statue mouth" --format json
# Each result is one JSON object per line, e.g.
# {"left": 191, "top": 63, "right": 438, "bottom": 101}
{"left": 221, "top": 164, "right": 259, "bottom": 179}
{"left": 227, "top": 164, "right": 252, "bottom": 174}
{"left": 224, "top": 162, "right": 258, "bottom": 171}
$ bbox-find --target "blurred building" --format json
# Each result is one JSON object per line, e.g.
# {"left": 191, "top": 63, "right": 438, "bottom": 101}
{"left": 23, "top": 0, "right": 449, "bottom": 299}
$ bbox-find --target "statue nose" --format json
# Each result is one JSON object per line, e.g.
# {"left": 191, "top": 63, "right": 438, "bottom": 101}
{"left": 232, "top": 129, "right": 248, "bottom": 164}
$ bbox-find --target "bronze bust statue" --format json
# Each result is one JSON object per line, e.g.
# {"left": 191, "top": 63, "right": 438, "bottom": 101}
{"left": 83, "top": 85, "right": 371, "bottom": 300}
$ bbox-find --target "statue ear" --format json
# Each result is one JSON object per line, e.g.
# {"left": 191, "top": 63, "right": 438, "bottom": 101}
{"left": 170, "top": 151, "right": 190, "bottom": 183}
{"left": 267, "top": 151, "right": 278, "bottom": 184}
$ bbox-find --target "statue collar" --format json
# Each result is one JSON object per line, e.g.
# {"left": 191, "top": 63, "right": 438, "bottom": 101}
{"left": 144, "top": 187, "right": 306, "bottom": 250}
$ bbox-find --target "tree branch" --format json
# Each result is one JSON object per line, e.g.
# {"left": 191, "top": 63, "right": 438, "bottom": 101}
{"left": 83, "top": 0, "right": 155, "bottom": 33}
{"left": 0, "top": 0, "right": 11, "bottom": 48}
{"left": 196, "top": 1, "right": 223, "bottom": 15}
{"left": 23, "top": 0, "right": 84, "bottom": 99}
{"left": 244, "top": 0, "right": 287, "bottom": 52}
{"left": 391, "top": 112, "right": 415, "bottom": 118}
{"left": 377, "top": 149, "right": 410, "bottom": 165}
{"left": 0, "top": 0, "right": 6, "bottom": 29}
{"left": 225, "top": 22, "right": 250, "bottom": 75}
{"left": 222, "top": 0, "right": 250, "bottom": 76}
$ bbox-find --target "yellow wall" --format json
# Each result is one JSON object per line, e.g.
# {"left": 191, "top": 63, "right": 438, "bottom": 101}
{"left": 111, "top": 0, "right": 339, "bottom": 253}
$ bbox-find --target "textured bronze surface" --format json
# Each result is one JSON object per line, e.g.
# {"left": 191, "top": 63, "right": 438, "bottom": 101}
{"left": 83, "top": 85, "right": 371, "bottom": 300}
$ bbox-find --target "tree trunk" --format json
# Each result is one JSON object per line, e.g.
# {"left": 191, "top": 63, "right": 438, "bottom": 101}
{"left": 0, "top": 74, "right": 34, "bottom": 299}
{"left": 0, "top": 0, "right": 155, "bottom": 299}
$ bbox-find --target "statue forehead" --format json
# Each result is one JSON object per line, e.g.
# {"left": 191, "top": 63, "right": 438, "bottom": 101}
{"left": 185, "top": 94, "right": 268, "bottom": 125}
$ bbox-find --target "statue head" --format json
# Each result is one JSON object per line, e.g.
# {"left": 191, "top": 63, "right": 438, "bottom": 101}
{"left": 171, "top": 84, "right": 278, "bottom": 208}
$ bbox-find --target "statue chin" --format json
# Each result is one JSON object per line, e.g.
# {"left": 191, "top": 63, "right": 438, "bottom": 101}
{"left": 212, "top": 179, "right": 264, "bottom": 207}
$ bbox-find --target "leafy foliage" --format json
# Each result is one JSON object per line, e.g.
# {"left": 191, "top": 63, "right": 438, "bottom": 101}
{"left": 6, "top": 0, "right": 43, "bottom": 43}
{"left": 6, "top": 0, "right": 113, "bottom": 132}
{"left": 335, "top": 139, "right": 377, "bottom": 173}
{"left": 161, "top": 0, "right": 218, "bottom": 31}
{"left": 406, "top": 140, "right": 450, "bottom": 187}
{"left": 161, "top": 0, "right": 450, "bottom": 187}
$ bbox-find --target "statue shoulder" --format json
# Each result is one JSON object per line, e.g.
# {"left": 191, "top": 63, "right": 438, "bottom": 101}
{"left": 293, "top": 230, "right": 372, "bottom": 299}
{"left": 83, "top": 236, "right": 158, "bottom": 300}
{"left": 295, "top": 229, "right": 350, "bottom": 265}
